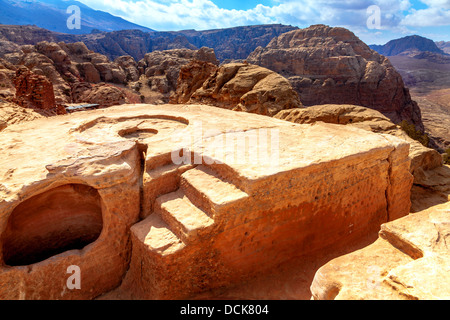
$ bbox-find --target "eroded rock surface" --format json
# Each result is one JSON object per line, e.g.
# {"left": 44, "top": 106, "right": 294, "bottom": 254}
{"left": 2, "top": 41, "right": 138, "bottom": 106}
{"left": 133, "top": 47, "right": 218, "bottom": 104}
{"left": 0, "top": 100, "right": 43, "bottom": 130}
{"left": 275, "top": 105, "right": 442, "bottom": 175}
{"left": 12, "top": 66, "right": 56, "bottom": 111}
{"left": 71, "top": 82, "right": 127, "bottom": 108}
{"left": 247, "top": 24, "right": 424, "bottom": 131}
{"left": 311, "top": 201, "right": 450, "bottom": 300}
{"left": 171, "top": 61, "right": 303, "bottom": 116}
{"left": 411, "top": 165, "right": 450, "bottom": 213}
{"left": 0, "top": 58, "right": 16, "bottom": 99}
{"left": 0, "top": 104, "right": 412, "bottom": 299}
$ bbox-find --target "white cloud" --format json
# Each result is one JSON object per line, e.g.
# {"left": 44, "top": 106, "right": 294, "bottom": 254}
{"left": 78, "top": 0, "right": 274, "bottom": 30}
{"left": 419, "top": 0, "right": 450, "bottom": 9}
{"left": 401, "top": 0, "right": 450, "bottom": 26}
{"left": 77, "top": 0, "right": 413, "bottom": 30}
{"left": 401, "top": 7, "right": 450, "bottom": 26}
{"left": 76, "top": 0, "right": 449, "bottom": 42}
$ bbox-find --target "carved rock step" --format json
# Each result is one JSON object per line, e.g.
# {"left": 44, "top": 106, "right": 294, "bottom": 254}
{"left": 180, "top": 165, "right": 249, "bottom": 218}
{"left": 142, "top": 162, "right": 194, "bottom": 218}
{"left": 130, "top": 213, "right": 185, "bottom": 257}
{"left": 155, "top": 190, "right": 215, "bottom": 244}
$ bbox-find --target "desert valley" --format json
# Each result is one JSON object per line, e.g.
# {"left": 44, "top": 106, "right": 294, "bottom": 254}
{"left": 0, "top": 0, "right": 449, "bottom": 302}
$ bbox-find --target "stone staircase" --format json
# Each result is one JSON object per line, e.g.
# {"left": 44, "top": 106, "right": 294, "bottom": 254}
{"left": 137, "top": 164, "right": 249, "bottom": 255}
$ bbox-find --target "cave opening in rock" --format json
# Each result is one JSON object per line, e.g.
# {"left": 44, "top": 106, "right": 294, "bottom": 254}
{"left": 1, "top": 184, "right": 103, "bottom": 266}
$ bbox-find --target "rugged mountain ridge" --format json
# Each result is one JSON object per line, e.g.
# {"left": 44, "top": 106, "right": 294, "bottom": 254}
{"left": 0, "top": 24, "right": 298, "bottom": 62}
{"left": 370, "top": 35, "right": 447, "bottom": 56}
{"left": 247, "top": 24, "right": 424, "bottom": 131}
{"left": 0, "top": 0, "right": 153, "bottom": 34}
{"left": 171, "top": 24, "right": 298, "bottom": 61}
{"left": 372, "top": 36, "right": 450, "bottom": 152}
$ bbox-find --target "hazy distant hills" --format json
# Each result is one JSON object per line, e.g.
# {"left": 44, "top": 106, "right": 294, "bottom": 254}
{"left": 436, "top": 41, "right": 450, "bottom": 55}
{"left": 370, "top": 35, "right": 447, "bottom": 56}
{"left": 0, "top": 0, "right": 153, "bottom": 34}
{"left": 370, "top": 35, "right": 450, "bottom": 151}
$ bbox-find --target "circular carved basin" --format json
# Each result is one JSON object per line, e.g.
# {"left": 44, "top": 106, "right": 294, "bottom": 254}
{"left": 118, "top": 128, "right": 158, "bottom": 140}
{"left": 1, "top": 184, "right": 103, "bottom": 266}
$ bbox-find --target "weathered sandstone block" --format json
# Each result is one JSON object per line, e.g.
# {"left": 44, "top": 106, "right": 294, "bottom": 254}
{"left": 170, "top": 61, "right": 303, "bottom": 116}
{"left": 13, "top": 66, "right": 55, "bottom": 110}
{"left": 0, "top": 104, "right": 413, "bottom": 299}
{"left": 0, "top": 117, "right": 141, "bottom": 299}
{"left": 115, "top": 105, "right": 412, "bottom": 299}
{"left": 310, "top": 201, "right": 450, "bottom": 300}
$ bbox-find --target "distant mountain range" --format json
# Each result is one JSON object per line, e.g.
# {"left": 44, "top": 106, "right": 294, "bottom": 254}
{"left": 2, "top": 0, "right": 449, "bottom": 62}
{"left": 0, "top": 24, "right": 298, "bottom": 61}
{"left": 370, "top": 35, "right": 447, "bottom": 56}
{"left": 0, "top": 0, "right": 153, "bottom": 34}
{"left": 436, "top": 41, "right": 450, "bottom": 54}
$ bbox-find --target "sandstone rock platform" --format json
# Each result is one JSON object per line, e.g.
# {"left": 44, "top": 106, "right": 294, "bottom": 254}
{"left": 310, "top": 201, "right": 450, "bottom": 300}
{"left": 0, "top": 104, "right": 413, "bottom": 299}
{"left": 274, "top": 104, "right": 443, "bottom": 175}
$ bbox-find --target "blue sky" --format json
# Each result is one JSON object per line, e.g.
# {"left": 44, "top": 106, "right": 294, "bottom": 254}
{"left": 77, "top": 0, "right": 450, "bottom": 44}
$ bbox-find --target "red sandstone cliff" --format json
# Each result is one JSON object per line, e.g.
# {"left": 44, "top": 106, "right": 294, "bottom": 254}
{"left": 247, "top": 24, "right": 424, "bottom": 131}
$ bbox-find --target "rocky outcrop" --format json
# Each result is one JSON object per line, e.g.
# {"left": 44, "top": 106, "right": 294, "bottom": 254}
{"left": 0, "top": 109, "right": 141, "bottom": 299}
{"left": 275, "top": 105, "right": 442, "bottom": 175}
{"left": 311, "top": 200, "right": 450, "bottom": 300}
{"left": 175, "top": 24, "right": 299, "bottom": 61}
{"left": 3, "top": 44, "right": 72, "bottom": 103}
{"left": 12, "top": 66, "right": 56, "bottom": 111}
{"left": 170, "top": 60, "right": 219, "bottom": 104}
{"left": 0, "top": 39, "right": 20, "bottom": 56}
{"left": 131, "top": 47, "right": 219, "bottom": 104}
{"left": 0, "top": 100, "right": 43, "bottom": 130}
{"left": 115, "top": 56, "right": 139, "bottom": 82}
{"left": 2, "top": 40, "right": 139, "bottom": 107}
{"left": 52, "top": 41, "right": 127, "bottom": 84}
{"left": 247, "top": 24, "right": 424, "bottom": 131}
{"left": 171, "top": 61, "right": 303, "bottom": 116}
{"left": 0, "top": 25, "right": 66, "bottom": 46}
{"left": 0, "top": 58, "right": 16, "bottom": 99}
{"left": 0, "top": 104, "right": 412, "bottom": 299}
{"left": 71, "top": 82, "right": 127, "bottom": 108}
{"left": 81, "top": 30, "right": 197, "bottom": 61}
